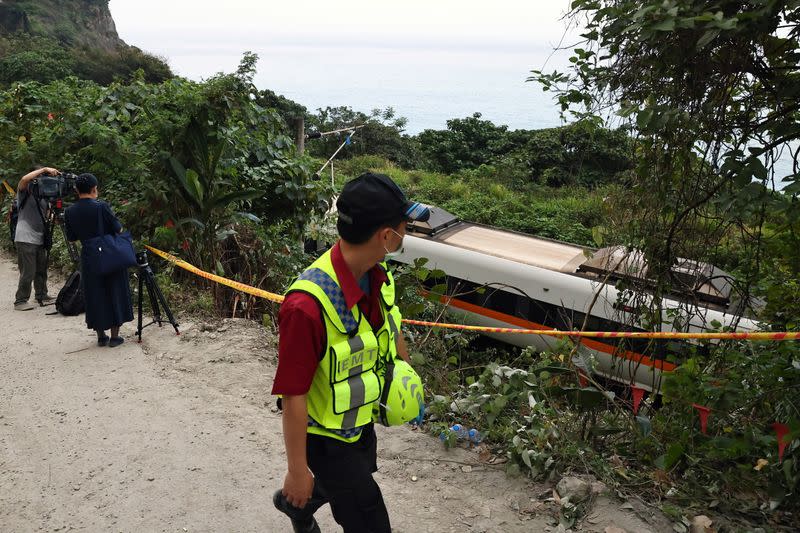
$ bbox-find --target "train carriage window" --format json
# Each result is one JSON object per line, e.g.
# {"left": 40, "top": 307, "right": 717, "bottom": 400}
{"left": 436, "top": 276, "right": 485, "bottom": 307}
{"left": 516, "top": 297, "right": 530, "bottom": 320}
{"left": 458, "top": 279, "right": 482, "bottom": 306}
{"left": 484, "top": 288, "right": 518, "bottom": 317}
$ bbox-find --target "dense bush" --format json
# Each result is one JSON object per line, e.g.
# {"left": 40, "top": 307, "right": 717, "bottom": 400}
{"left": 0, "top": 35, "right": 76, "bottom": 84}
{"left": 0, "top": 33, "right": 172, "bottom": 87}
{"left": 72, "top": 45, "right": 173, "bottom": 85}
{"left": 413, "top": 113, "right": 634, "bottom": 188}
{"left": 416, "top": 112, "right": 512, "bottom": 174}
{"left": 288, "top": 104, "right": 635, "bottom": 190}
{"left": 0, "top": 54, "right": 329, "bottom": 312}
{"left": 305, "top": 106, "right": 419, "bottom": 168}
{"left": 334, "top": 156, "right": 604, "bottom": 246}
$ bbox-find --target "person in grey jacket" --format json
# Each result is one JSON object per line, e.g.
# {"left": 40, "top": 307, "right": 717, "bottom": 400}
{"left": 13, "top": 166, "right": 59, "bottom": 311}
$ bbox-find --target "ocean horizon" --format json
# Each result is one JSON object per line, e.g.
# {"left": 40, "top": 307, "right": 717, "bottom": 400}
{"left": 161, "top": 43, "right": 568, "bottom": 135}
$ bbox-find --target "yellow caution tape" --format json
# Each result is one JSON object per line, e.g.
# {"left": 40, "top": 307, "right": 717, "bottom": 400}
{"left": 145, "top": 245, "right": 800, "bottom": 341}
{"left": 145, "top": 245, "right": 285, "bottom": 303}
{"left": 403, "top": 319, "right": 800, "bottom": 341}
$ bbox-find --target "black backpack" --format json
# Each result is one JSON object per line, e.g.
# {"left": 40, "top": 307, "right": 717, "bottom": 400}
{"left": 9, "top": 197, "right": 19, "bottom": 243}
{"left": 55, "top": 270, "right": 85, "bottom": 316}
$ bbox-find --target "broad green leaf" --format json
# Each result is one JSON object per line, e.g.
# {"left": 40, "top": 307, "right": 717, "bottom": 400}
{"left": 592, "top": 225, "right": 605, "bottom": 246}
{"left": 210, "top": 188, "right": 263, "bottom": 209}
{"left": 650, "top": 19, "right": 676, "bottom": 32}
{"left": 177, "top": 217, "right": 205, "bottom": 230}
{"left": 233, "top": 211, "right": 261, "bottom": 223}
{"left": 696, "top": 30, "right": 719, "bottom": 50}
{"left": 636, "top": 108, "right": 654, "bottom": 130}
{"left": 185, "top": 169, "right": 204, "bottom": 204}
{"left": 664, "top": 443, "right": 684, "bottom": 469}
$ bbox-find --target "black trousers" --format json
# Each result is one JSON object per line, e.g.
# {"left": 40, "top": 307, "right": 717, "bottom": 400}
{"left": 291, "top": 424, "right": 391, "bottom": 532}
{"left": 15, "top": 242, "right": 48, "bottom": 304}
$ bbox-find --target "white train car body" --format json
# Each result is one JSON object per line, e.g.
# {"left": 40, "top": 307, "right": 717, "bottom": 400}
{"left": 394, "top": 210, "right": 759, "bottom": 392}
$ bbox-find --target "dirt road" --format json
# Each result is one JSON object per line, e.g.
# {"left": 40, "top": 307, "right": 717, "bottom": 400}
{"left": 0, "top": 251, "right": 668, "bottom": 532}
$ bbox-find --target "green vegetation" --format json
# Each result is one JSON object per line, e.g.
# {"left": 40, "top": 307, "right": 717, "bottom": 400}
{"left": 0, "top": 0, "right": 172, "bottom": 86}
{"left": 519, "top": 0, "right": 799, "bottom": 527}
{"left": 415, "top": 113, "right": 634, "bottom": 188}
{"left": 0, "top": 55, "right": 326, "bottom": 316}
{"left": 0, "top": 33, "right": 172, "bottom": 85}
{"left": 305, "top": 106, "right": 417, "bottom": 168}
{"left": 305, "top": 108, "right": 635, "bottom": 189}
{"left": 332, "top": 155, "right": 603, "bottom": 246}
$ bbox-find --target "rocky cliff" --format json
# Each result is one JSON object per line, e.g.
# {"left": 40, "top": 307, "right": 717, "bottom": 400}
{"left": 0, "top": 2, "right": 30, "bottom": 33}
{"left": 0, "top": 0, "right": 124, "bottom": 51}
{"left": 0, "top": 0, "right": 172, "bottom": 85}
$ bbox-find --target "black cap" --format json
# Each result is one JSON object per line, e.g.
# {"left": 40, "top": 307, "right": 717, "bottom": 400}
{"left": 75, "top": 173, "right": 98, "bottom": 193}
{"left": 337, "top": 172, "right": 430, "bottom": 228}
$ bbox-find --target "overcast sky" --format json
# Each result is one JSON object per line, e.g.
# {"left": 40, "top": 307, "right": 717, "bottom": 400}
{"left": 108, "top": 1, "right": 577, "bottom": 131}
{"left": 111, "top": 1, "right": 573, "bottom": 53}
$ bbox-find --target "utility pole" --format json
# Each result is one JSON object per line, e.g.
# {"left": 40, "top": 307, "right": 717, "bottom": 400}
{"left": 294, "top": 117, "right": 305, "bottom": 155}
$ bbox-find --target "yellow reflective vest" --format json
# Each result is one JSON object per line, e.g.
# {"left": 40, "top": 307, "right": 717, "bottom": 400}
{"left": 285, "top": 248, "right": 400, "bottom": 442}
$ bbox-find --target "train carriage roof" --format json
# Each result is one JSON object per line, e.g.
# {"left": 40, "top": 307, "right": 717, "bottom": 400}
{"left": 408, "top": 205, "right": 746, "bottom": 310}
{"left": 408, "top": 206, "right": 588, "bottom": 272}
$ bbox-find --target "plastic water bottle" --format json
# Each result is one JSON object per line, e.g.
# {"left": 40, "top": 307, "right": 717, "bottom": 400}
{"left": 451, "top": 424, "right": 469, "bottom": 440}
{"left": 468, "top": 428, "right": 483, "bottom": 444}
{"left": 439, "top": 423, "right": 469, "bottom": 442}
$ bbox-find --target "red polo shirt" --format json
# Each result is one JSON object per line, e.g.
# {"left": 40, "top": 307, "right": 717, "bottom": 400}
{"left": 271, "top": 242, "right": 388, "bottom": 396}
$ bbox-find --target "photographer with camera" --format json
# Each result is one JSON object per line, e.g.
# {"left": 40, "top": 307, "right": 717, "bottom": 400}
{"left": 12, "top": 166, "right": 60, "bottom": 311}
{"left": 64, "top": 174, "right": 134, "bottom": 348}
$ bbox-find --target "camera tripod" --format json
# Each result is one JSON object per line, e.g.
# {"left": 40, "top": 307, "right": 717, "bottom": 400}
{"left": 135, "top": 250, "right": 180, "bottom": 342}
{"left": 44, "top": 199, "right": 80, "bottom": 265}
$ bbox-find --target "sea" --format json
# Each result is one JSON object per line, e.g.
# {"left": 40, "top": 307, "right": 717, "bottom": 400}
{"left": 163, "top": 43, "right": 567, "bottom": 134}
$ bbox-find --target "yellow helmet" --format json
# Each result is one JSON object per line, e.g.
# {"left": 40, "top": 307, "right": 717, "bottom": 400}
{"left": 374, "top": 359, "right": 424, "bottom": 426}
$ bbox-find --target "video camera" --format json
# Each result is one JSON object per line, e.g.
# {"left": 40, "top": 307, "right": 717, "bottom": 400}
{"left": 30, "top": 172, "right": 78, "bottom": 201}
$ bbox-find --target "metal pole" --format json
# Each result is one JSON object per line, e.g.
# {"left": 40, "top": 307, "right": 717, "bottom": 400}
{"left": 294, "top": 117, "right": 305, "bottom": 155}
{"left": 314, "top": 132, "right": 354, "bottom": 179}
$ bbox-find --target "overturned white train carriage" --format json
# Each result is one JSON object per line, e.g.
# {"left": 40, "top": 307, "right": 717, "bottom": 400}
{"left": 395, "top": 208, "right": 760, "bottom": 392}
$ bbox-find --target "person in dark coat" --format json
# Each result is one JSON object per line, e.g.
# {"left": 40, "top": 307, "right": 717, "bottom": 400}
{"left": 64, "top": 174, "right": 133, "bottom": 347}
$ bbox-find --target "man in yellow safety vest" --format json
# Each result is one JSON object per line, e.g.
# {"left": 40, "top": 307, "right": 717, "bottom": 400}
{"left": 271, "top": 172, "right": 429, "bottom": 532}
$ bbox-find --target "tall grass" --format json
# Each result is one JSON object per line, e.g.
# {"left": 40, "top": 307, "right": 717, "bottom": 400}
{"left": 334, "top": 156, "right": 605, "bottom": 246}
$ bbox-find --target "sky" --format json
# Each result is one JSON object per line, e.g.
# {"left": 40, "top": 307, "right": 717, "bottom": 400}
{"left": 109, "top": 1, "right": 574, "bottom": 57}
{"left": 108, "top": 1, "right": 578, "bottom": 132}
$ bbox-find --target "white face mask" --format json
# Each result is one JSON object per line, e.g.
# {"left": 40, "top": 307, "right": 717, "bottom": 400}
{"left": 384, "top": 228, "right": 404, "bottom": 259}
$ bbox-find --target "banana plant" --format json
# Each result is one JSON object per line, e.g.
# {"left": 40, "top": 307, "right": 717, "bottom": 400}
{"left": 163, "top": 110, "right": 262, "bottom": 273}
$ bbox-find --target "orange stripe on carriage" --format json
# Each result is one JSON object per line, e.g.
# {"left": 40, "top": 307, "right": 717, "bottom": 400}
{"left": 441, "top": 295, "right": 677, "bottom": 372}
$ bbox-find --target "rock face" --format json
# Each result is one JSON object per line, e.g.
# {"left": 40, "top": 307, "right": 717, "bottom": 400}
{"left": 0, "top": 0, "right": 125, "bottom": 51}
{"left": 77, "top": 0, "right": 126, "bottom": 51}
{"left": 0, "top": 2, "right": 32, "bottom": 34}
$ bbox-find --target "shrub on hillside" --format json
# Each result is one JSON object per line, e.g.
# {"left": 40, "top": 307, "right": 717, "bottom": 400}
{"left": 0, "top": 34, "right": 173, "bottom": 87}
{"left": 0, "top": 35, "right": 75, "bottom": 84}
{"left": 414, "top": 116, "right": 634, "bottom": 188}
{"left": 305, "top": 106, "right": 419, "bottom": 167}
